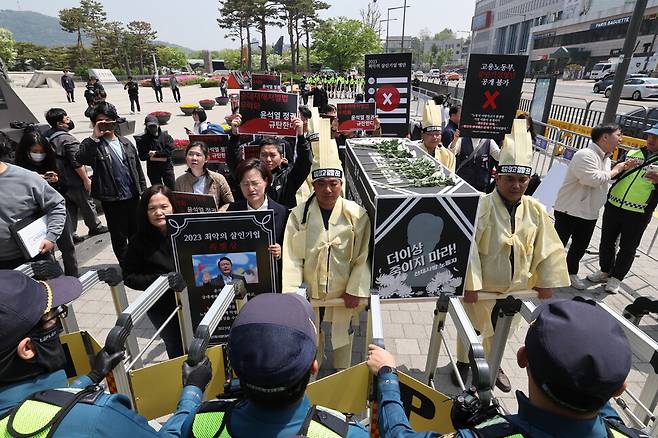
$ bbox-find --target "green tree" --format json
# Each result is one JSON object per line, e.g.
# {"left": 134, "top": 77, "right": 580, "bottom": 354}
{"left": 218, "top": 0, "right": 253, "bottom": 70}
{"left": 58, "top": 7, "right": 87, "bottom": 63}
{"left": 251, "top": 0, "right": 284, "bottom": 71}
{"left": 312, "top": 17, "right": 381, "bottom": 71}
{"left": 126, "top": 21, "right": 157, "bottom": 75}
{"left": 435, "top": 48, "right": 453, "bottom": 68}
{"left": 217, "top": 48, "right": 242, "bottom": 69}
{"left": 435, "top": 28, "right": 454, "bottom": 41}
{"left": 80, "top": 0, "right": 107, "bottom": 67}
{"left": 156, "top": 46, "right": 188, "bottom": 68}
{"left": 0, "top": 28, "right": 16, "bottom": 66}
{"left": 300, "top": 0, "right": 329, "bottom": 71}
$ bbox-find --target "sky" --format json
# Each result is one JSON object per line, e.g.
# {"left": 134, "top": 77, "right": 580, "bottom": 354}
{"left": 0, "top": 0, "right": 475, "bottom": 50}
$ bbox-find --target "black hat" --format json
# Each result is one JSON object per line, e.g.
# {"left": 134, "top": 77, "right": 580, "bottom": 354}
{"left": 145, "top": 115, "right": 159, "bottom": 127}
{"left": 526, "top": 300, "right": 631, "bottom": 412}
{"left": 0, "top": 271, "right": 82, "bottom": 351}
{"left": 229, "top": 293, "right": 317, "bottom": 393}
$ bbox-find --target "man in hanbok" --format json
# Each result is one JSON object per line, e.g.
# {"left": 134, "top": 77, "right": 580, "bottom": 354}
{"left": 412, "top": 101, "right": 456, "bottom": 172}
{"left": 454, "top": 119, "right": 569, "bottom": 392}
{"left": 283, "top": 118, "right": 371, "bottom": 371}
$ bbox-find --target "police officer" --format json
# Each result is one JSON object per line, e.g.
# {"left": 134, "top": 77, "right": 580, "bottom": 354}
{"left": 183, "top": 293, "right": 369, "bottom": 437}
{"left": 0, "top": 269, "right": 211, "bottom": 437}
{"left": 367, "top": 299, "right": 647, "bottom": 438}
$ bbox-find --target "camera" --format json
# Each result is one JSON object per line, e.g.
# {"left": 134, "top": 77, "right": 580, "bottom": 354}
{"left": 450, "top": 386, "right": 501, "bottom": 430}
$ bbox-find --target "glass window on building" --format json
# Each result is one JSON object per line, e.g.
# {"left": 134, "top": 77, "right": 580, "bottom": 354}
{"left": 497, "top": 26, "right": 508, "bottom": 53}
{"left": 519, "top": 20, "right": 530, "bottom": 52}
{"left": 507, "top": 23, "right": 519, "bottom": 54}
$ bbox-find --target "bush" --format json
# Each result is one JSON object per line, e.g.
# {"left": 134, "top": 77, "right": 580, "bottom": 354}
{"left": 174, "top": 139, "right": 190, "bottom": 150}
{"left": 149, "top": 111, "right": 171, "bottom": 117}
{"left": 199, "top": 99, "right": 215, "bottom": 104}
{"left": 200, "top": 80, "right": 219, "bottom": 88}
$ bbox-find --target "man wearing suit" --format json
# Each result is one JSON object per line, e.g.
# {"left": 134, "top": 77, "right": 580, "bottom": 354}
{"left": 210, "top": 257, "right": 246, "bottom": 289}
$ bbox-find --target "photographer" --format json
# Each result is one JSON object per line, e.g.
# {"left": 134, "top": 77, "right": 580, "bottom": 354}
{"left": 0, "top": 270, "right": 210, "bottom": 437}
{"left": 76, "top": 102, "right": 146, "bottom": 261}
{"left": 14, "top": 129, "right": 78, "bottom": 276}
{"left": 182, "top": 293, "right": 368, "bottom": 437}
{"left": 367, "top": 300, "right": 644, "bottom": 438}
{"left": 136, "top": 115, "right": 175, "bottom": 190}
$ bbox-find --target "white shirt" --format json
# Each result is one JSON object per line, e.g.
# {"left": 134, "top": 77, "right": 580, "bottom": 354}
{"left": 247, "top": 197, "right": 269, "bottom": 211}
{"left": 450, "top": 138, "right": 501, "bottom": 162}
{"left": 193, "top": 121, "right": 209, "bottom": 135}
{"left": 554, "top": 142, "right": 612, "bottom": 220}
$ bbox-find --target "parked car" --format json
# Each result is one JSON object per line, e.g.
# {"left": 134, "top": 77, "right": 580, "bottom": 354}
{"left": 616, "top": 107, "right": 658, "bottom": 139}
{"left": 428, "top": 69, "right": 441, "bottom": 78}
{"left": 446, "top": 72, "right": 461, "bottom": 81}
{"left": 604, "top": 77, "right": 658, "bottom": 100}
{"left": 593, "top": 73, "right": 647, "bottom": 93}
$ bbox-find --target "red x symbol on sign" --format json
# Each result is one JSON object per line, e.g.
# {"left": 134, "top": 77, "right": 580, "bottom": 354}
{"left": 482, "top": 90, "right": 500, "bottom": 110}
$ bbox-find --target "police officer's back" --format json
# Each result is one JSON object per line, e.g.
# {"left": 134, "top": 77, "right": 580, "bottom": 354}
{"left": 183, "top": 293, "right": 369, "bottom": 437}
{"left": 367, "top": 300, "right": 648, "bottom": 438}
{"left": 0, "top": 270, "right": 211, "bottom": 437}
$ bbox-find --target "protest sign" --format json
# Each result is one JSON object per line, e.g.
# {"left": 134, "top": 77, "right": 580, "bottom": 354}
{"left": 460, "top": 54, "right": 528, "bottom": 139}
{"left": 337, "top": 102, "right": 377, "bottom": 132}
{"left": 364, "top": 53, "right": 412, "bottom": 138}
{"left": 252, "top": 73, "right": 281, "bottom": 90}
{"left": 238, "top": 90, "right": 299, "bottom": 136}
{"left": 171, "top": 192, "right": 217, "bottom": 214}
{"left": 168, "top": 211, "right": 277, "bottom": 343}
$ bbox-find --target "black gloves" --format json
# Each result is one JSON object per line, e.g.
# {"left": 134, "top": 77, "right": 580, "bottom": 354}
{"left": 97, "top": 267, "right": 122, "bottom": 286}
{"left": 182, "top": 357, "right": 213, "bottom": 392}
{"left": 167, "top": 272, "right": 187, "bottom": 291}
{"left": 31, "top": 260, "right": 64, "bottom": 280}
{"left": 88, "top": 348, "right": 125, "bottom": 384}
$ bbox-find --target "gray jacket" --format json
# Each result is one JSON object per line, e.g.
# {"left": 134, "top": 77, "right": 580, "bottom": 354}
{"left": 0, "top": 164, "right": 66, "bottom": 260}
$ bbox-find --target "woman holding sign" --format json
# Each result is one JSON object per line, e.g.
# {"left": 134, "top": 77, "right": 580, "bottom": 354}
{"left": 121, "top": 185, "right": 184, "bottom": 359}
{"left": 175, "top": 141, "right": 234, "bottom": 209}
{"left": 223, "top": 159, "right": 288, "bottom": 289}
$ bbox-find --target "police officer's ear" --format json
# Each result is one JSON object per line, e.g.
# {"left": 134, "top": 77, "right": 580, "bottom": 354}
{"left": 310, "top": 359, "right": 319, "bottom": 376}
{"left": 16, "top": 338, "right": 36, "bottom": 361}
{"left": 516, "top": 346, "right": 528, "bottom": 369}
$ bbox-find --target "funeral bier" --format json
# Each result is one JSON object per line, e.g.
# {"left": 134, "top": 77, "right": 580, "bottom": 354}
{"left": 344, "top": 137, "right": 480, "bottom": 299}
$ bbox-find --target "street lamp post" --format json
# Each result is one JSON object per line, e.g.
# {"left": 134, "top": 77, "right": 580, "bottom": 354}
{"left": 386, "top": 5, "right": 411, "bottom": 53}
{"left": 379, "top": 18, "right": 397, "bottom": 42}
{"left": 401, "top": 0, "right": 408, "bottom": 52}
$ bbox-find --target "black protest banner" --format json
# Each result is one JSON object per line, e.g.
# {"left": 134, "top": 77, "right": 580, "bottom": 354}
{"left": 337, "top": 102, "right": 376, "bottom": 132}
{"left": 252, "top": 73, "right": 281, "bottom": 90}
{"left": 168, "top": 211, "right": 277, "bottom": 344}
{"left": 364, "top": 53, "right": 412, "bottom": 138}
{"left": 172, "top": 192, "right": 218, "bottom": 214}
{"left": 188, "top": 134, "right": 228, "bottom": 165}
{"left": 239, "top": 90, "right": 298, "bottom": 136}
{"left": 460, "top": 54, "right": 528, "bottom": 139}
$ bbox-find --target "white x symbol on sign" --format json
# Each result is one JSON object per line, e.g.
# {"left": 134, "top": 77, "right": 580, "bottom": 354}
{"left": 383, "top": 92, "right": 393, "bottom": 105}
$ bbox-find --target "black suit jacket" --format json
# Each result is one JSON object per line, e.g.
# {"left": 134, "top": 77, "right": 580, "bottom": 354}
{"left": 209, "top": 272, "right": 245, "bottom": 289}
{"left": 226, "top": 196, "right": 289, "bottom": 245}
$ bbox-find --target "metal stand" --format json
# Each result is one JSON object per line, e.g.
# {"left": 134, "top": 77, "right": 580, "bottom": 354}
{"left": 486, "top": 296, "right": 523, "bottom": 384}
{"left": 424, "top": 294, "right": 492, "bottom": 406}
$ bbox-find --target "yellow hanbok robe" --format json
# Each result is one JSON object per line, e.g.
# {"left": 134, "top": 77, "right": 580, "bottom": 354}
{"left": 416, "top": 140, "right": 456, "bottom": 173}
{"left": 283, "top": 196, "right": 371, "bottom": 368}
{"left": 457, "top": 190, "right": 569, "bottom": 362}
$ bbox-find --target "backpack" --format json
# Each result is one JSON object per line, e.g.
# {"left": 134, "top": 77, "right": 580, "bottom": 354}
{"left": 202, "top": 123, "right": 226, "bottom": 135}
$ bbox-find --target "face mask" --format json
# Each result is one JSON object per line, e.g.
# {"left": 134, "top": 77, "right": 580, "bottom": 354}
{"left": 148, "top": 126, "right": 159, "bottom": 135}
{"left": 67, "top": 121, "right": 75, "bottom": 131}
{"left": 30, "top": 152, "right": 47, "bottom": 162}
{"left": 0, "top": 325, "right": 67, "bottom": 385}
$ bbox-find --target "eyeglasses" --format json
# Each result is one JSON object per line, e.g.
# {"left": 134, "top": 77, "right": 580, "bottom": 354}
{"left": 43, "top": 305, "right": 68, "bottom": 329}
{"left": 240, "top": 180, "right": 265, "bottom": 189}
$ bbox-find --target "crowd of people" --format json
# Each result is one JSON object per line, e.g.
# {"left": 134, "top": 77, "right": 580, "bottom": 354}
{"left": 0, "top": 70, "right": 656, "bottom": 437}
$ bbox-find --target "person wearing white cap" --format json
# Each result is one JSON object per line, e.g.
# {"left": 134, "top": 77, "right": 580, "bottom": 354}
{"left": 453, "top": 119, "right": 569, "bottom": 393}
{"left": 411, "top": 101, "right": 456, "bottom": 172}
{"left": 283, "top": 118, "right": 371, "bottom": 371}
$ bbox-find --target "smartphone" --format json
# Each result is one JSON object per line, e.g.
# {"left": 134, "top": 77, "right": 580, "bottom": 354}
{"left": 99, "top": 121, "right": 117, "bottom": 132}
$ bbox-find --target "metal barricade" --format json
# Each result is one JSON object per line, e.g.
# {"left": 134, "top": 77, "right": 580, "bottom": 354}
{"left": 487, "top": 297, "right": 658, "bottom": 433}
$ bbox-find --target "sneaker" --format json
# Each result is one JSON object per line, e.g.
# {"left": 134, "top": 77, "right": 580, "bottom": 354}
{"left": 605, "top": 277, "right": 621, "bottom": 294}
{"left": 586, "top": 270, "right": 609, "bottom": 283}
{"left": 569, "top": 275, "right": 586, "bottom": 290}
{"left": 451, "top": 361, "right": 470, "bottom": 387}
{"left": 88, "top": 225, "right": 109, "bottom": 236}
{"left": 495, "top": 368, "right": 512, "bottom": 393}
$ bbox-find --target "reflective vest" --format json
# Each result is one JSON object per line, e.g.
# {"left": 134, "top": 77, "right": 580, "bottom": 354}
{"left": 468, "top": 414, "right": 644, "bottom": 438}
{"left": 0, "top": 387, "right": 101, "bottom": 437}
{"left": 191, "top": 399, "right": 349, "bottom": 438}
{"left": 608, "top": 149, "right": 658, "bottom": 213}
